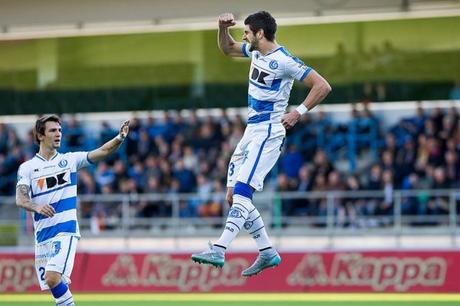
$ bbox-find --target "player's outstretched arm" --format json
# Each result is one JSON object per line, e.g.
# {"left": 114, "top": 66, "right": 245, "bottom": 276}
{"left": 16, "top": 185, "right": 56, "bottom": 217}
{"left": 218, "top": 13, "right": 245, "bottom": 57}
{"left": 282, "top": 70, "right": 332, "bottom": 129}
{"left": 87, "top": 120, "right": 130, "bottom": 163}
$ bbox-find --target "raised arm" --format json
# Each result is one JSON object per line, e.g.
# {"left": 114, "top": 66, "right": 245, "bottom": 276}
{"left": 16, "top": 185, "right": 56, "bottom": 217}
{"left": 218, "top": 13, "right": 245, "bottom": 57}
{"left": 87, "top": 120, "right": 130, "bottom": 163}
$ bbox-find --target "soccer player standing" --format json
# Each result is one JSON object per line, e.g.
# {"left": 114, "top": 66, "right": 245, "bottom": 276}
{"left": 16, "top": 115, "right": 129, "bottom": 305}
{"left": 192, "top": 11, "right": 331, "bottom": 276}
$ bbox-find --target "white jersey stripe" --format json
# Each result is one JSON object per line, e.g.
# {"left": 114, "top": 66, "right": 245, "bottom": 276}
{"left": 32, "top": 187, "right": 77, "bottom": 206}
{"left": 35, "top": 209, "right": 78, "bottom": 234}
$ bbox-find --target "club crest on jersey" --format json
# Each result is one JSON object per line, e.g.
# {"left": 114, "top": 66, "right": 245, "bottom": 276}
{"left": 269, "top": 60, "right": 278, "bottom": 69}
{"left": 34, "top": 171, "right": 69, "bottom": 191}
{"left": 58, "top": 159, "right": 68, "bottom": 168}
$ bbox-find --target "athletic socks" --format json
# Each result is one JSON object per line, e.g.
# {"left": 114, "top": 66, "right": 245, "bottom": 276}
{"left": 50, "top": 281, "right": 74, "bottom": 306}
{"left": 215, "top": 194, "right": 253, "bottom": 249}
{"left": 244, "top": 207, "right": 274, "bottom": 253}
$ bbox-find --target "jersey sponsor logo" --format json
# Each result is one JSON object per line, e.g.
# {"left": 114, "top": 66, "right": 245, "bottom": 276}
{"left": 249, "top": 64, "right": 276, "bottom": 88}
{"left": 34, "top": 170, "right": 70, "bottom": 192}
{"left": 269, "top": 60, "right": 278, "bottom": 69}
{"left": 58, "top": 159, "right": 68, "bottom": 168}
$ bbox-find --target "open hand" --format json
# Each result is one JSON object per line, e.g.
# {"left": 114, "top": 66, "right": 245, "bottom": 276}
{"left": 119, "top": 120, "right": 130, "bottom": 139}
{"left": 35, "top": 204, "right": 56, "bottom": 218}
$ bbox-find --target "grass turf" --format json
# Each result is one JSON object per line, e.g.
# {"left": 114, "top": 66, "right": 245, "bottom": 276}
{"left": 1, "top": 293, "right": 460, "bottom": 306}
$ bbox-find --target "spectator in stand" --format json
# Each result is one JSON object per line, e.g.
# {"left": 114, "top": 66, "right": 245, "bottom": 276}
{"left": 445, "top": 150, "right": 460, "bottom": 185}
{"left": 276, "top": 173, "right": 297, "bottom": 217}
{"left": 426, "top": 137, "right": 444, "bottom": 167}
{"left": 99, "top": 121, "right": 117, "bottom": 144}
{"left": 94, "top": 162, "right": 114, "bottom": 192}
{"left": 395, "top": 136, "right": 416, "bottom": 183}
{"left": 281, "top": 143, "right": 304, "bottom": 179}
{"left": 173, "top": 159, "right": 196, "bottom": 193}
{"left": 63, "top": 116, "right": 85, "bottom": 151}
{"left": 372, "top": 169, "right": 394, "bottom": 227}
{"left": 344, "top": 175, "right": 365, "bottom": 227}
{"left": 138, "top": 128, "right": 155, "bottom": 160}
{"left": 125, "top": 116, "right": 141, "bottom": 157}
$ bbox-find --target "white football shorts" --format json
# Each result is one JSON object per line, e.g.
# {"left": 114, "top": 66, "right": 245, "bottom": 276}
{"left": 35, "top": 234, "right": 79, "bottom": 290}
{"left": 227, "top": 122, "right": 285, "bottom": 191}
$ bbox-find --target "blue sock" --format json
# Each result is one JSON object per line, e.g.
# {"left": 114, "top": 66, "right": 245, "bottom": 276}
{"left": 50, "top": 281, "right": 74, "bottom": 305}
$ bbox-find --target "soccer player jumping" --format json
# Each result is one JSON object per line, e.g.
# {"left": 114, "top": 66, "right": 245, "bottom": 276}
{"left": 16, "top": 115, "right": 129, "bottom": 305}
{"left": 192, "top": 11, "right": 331, "bottom": 277}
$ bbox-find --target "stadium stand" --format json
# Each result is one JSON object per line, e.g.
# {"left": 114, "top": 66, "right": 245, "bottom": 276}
{"left": 1, "top": 101, "right": 459, "bottom": 234}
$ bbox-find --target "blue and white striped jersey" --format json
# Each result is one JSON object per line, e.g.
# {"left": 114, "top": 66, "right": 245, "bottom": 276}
{"left": 17, "top": 152, "right": 92, "bottom": 244}
{"left": 242, "top": 43, "right": 312, "bottom": 124}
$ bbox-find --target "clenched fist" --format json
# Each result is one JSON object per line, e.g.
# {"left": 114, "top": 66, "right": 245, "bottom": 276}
{"left": 218, "top": 13, "right": 236, "bottom": 28}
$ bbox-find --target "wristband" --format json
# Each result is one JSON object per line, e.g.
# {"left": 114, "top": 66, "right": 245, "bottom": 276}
{"left": 116, "top": 134, "right": 125, "bottom": 142}
{"left": 295, "top": 104, "right": 309, "bottom": 116}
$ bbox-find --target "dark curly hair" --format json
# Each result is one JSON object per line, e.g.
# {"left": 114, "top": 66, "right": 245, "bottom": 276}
{"left": 244, "top": 11, "right": 277, "bottom": 42}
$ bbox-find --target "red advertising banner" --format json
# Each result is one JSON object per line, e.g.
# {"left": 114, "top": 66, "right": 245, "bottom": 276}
{"left": 1, "top": 250, "right": 459, "bottom": 293}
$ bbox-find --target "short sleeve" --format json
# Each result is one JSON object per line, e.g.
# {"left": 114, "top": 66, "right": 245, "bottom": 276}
{"left": 17, "top": 164, "right": 31, "bottom": 187}
{"left": 241, "top": 43, "right": 252, "bottom": 58}
{"left": 284, "top": 56, "right": 312, "bottom": 81}
{"left": 71, "top": 151, "right": 93, "bottom": 170}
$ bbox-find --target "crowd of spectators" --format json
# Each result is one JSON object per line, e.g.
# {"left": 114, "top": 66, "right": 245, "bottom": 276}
{"left": 1, "top": 103, "right": 460, "bottom": 229}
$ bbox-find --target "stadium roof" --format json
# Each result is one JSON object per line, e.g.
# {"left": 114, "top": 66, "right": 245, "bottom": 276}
{"left": 0, "top": 0, "right": 459, "bottom": 40}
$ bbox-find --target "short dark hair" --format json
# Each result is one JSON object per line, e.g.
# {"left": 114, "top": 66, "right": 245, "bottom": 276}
{"left": 244, "top": 11, "right": 277, "bottom": 42}
{"left": 34, "top": 114, "right": 61, "bottom": 144}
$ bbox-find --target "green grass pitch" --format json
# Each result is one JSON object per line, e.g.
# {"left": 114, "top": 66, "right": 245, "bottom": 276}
{"left": 1, "top": 293, "right": 460, "bottom": 306}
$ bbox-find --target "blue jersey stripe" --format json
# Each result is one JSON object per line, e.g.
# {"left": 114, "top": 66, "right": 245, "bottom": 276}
{"left": 248, "top": 95, "right": 274, "bottom": 112}
{"left": 35, "top": 154, "right": 46, "bottom": 161}
{"left": 249, "top": 78, "right": 281, "bottom": 92}
{"left": 36, "top": 220, "right": 77, "bottom": 243}
{"left": 31, "top": 172, "right": 77, "bottom": 198}
{"left": 34, "top": 196, "right": 77, "bottom": 222}
{"left": 247, "top": 124, "right": 272, "bottom": 184}
{"left": 300, "top": 67, "right": 312, "bottom": 81}
{"left": 247, "top": 114, "right": 270, "bottom": 124}
{"left": 242, "top": 43, "right": 249, "bottom": 57}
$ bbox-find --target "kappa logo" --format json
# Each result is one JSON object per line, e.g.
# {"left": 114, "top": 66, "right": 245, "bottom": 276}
{"left": 35, "top": 171, "right": 69, "bottom": 191}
